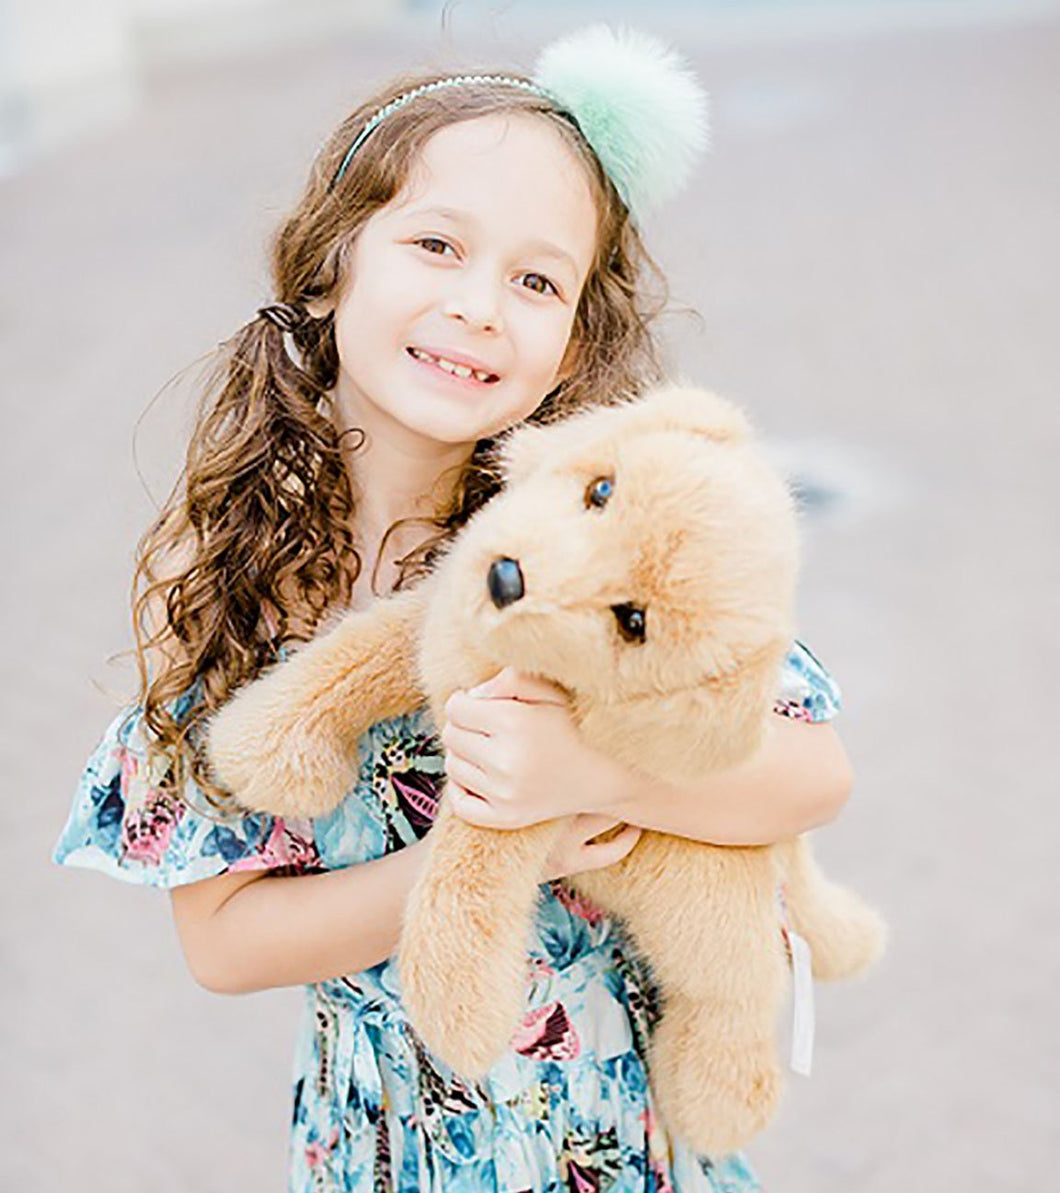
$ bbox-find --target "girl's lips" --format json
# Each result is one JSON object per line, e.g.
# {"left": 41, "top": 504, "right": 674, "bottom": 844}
{"left": 406, "top": 345, "right": 500, "bottom": 385}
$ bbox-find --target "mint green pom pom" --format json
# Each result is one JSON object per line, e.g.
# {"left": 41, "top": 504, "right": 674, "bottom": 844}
{"left": 535, "top": 25, "right": 709, "bottom": 219}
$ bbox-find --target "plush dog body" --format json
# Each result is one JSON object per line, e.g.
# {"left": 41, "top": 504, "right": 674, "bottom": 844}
{"left": 209, "top": 385, "right": 885, "bottom": 1153}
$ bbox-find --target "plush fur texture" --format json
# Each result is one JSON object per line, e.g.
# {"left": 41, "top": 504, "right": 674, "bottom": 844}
{"left": 208, "top": 384, "right": 885, "bottom": 1154}
{"left": 535, "top": 25, "right": 710, "bottom": 218}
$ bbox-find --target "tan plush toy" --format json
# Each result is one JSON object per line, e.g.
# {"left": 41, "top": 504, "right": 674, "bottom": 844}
{"left": 207, "top": 384, "right": 885, "bottom": 1154}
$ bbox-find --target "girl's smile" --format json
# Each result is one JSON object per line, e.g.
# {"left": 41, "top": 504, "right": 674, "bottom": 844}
{"left": 405, "top": 345, "right": 501, "bottom": 386}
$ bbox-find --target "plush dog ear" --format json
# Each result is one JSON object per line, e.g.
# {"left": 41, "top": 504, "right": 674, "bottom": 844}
{"left": 500, "top": 384, "right": 750, "bottom": 484}
{"left": 500, "top": 421, "right": 553, "bottom": 484}
{"left": 635, "top": 383, "right": 752, "bottom": 445}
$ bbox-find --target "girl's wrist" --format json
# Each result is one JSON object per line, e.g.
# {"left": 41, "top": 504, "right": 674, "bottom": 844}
{"left": 593, "top": 755, "right": 651, "bottom": 823}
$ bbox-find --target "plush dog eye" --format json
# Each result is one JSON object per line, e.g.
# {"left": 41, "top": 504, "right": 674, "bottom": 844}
{"left": 611, "top": 603, "right": 647, "bottom": 644}
{"left": 585, "top": 476, "right": 614, "bottom": 510}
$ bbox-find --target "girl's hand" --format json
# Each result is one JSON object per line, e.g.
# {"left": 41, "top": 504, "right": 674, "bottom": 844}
{"left": 440, "top": 668, "right": 634, "bottom": 829}
{"left": 543, "top": 814, "right": 642, "bottom": 882}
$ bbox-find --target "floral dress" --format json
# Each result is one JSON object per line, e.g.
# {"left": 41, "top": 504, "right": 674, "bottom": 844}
{"left": 54, "top": 641, "right": 841, "bottom": 1193}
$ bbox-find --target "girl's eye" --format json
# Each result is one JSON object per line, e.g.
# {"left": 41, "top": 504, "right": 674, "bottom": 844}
{"left": 611, "top": 603, "right": 647, "bottom": 645}
{"left": 417, "top": 237, "right": 453, "bottom": 256}
{"left": 519, "top": 272, "right": 558, "bottom": 297}
{"left": 585, "top": 476, "right": 614, "bottom": 510}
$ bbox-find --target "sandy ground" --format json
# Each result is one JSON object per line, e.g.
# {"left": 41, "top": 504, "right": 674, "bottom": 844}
{"left": 2, "top": 3, "right": 1058, "bottom": 1190}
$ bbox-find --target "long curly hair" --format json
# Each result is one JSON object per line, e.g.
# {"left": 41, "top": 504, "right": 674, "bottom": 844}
{"left": 133, "top": 71, "right": 667, "bottom": 805}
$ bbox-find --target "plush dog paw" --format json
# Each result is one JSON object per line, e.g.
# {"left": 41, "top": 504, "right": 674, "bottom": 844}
{"left": 207, "top": 684, "right": 356, "bottom": 818}
{"left": 802, "top": 889, "right": 888, "bottom": 983}
{"left": 397, "top": 812, "right": 553, "bottom": 1078}
{"left": 399, "top": 941, "right": 525, "bottom": 1079}
{"left": 650, "top": 995, "right": 782, "bottom": 1155}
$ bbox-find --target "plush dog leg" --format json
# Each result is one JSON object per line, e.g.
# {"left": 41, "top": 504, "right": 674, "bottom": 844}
{"left": 775, "top": 836, "right": 887, "bottom": 981}
{"left": 207, "top": 589, "right": 427, "bottom": 817}
{"left": 575, "top": 836, "right": 786, "bottom": 1154}
{"left": 399, "top": 799, "right": 564, "bottom": 1078}
{"left": 650, "top": 987, "right": 783, "bottom": 1155}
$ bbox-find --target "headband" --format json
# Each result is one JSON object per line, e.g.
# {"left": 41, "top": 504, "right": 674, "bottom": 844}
{"left": 330, "top": 25, "right": 709, "bottom": 222}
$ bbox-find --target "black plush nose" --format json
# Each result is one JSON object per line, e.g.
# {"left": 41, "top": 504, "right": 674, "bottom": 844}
{"left": 487, "top": 557, "right": 525, "bottom": 608}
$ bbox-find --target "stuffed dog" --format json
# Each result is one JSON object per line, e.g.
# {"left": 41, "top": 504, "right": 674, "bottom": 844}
{"left": 208, "top": 384, "right": 885, "bottom": 1153}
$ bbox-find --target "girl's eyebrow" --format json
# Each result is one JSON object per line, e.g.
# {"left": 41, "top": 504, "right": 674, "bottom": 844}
{"left": 520, "top": 238, "right": 580, "bottom": 276}
{"left": 401, "top": 204, "right": 580, "bottom": 276}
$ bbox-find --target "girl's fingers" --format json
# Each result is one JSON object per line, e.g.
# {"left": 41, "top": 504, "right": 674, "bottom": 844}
{"left": 444, "top": 676, "right": 567, "bottom": 734}
{"left": 467, "top": 668, "right": 568, "bottom": 705}
{"left": 542, "top": 817, "right": 641, "bottom": 880}
{"left": 440, "top": 723, "right": 502, "bottom": 773}
{"left": 571, "top": 813, "right": 625, "bottom": 840}
{"left": 579, "top": 822, "right": 642, "bottom": 868}
{"left": 444, "top": 690, "right": 517, "bottom": 735}
{"left": 443, "top": 753, "right": 492, "bottom": 799}
{"left": 447, "top": 781, "right": 495, "bottom": 825}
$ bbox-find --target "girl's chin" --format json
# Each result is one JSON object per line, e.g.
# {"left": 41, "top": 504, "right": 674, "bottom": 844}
{"left": 394, "top": 407, "right": 501, "bottom": 448}
{"left": 396, "top": 396, "right": 529, "bottom": 446}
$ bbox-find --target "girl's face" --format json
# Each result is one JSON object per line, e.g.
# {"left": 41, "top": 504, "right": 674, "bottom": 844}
{"left": 327, "top": 113, "right": 599, "bottom": 450}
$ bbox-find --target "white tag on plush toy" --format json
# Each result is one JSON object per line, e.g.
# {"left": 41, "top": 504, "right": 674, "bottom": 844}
{"left": 788, "top": 928, "right": 815, "bottom": 1076}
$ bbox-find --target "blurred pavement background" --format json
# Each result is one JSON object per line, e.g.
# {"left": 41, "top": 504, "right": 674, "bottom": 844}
{"left": 2, "top": 1, "right": 1058, "bottom": 1190}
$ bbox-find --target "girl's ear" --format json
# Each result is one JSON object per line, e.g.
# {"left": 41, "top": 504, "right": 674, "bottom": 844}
{"left": 304, "top": 239, "right": 352, "bottom": 319}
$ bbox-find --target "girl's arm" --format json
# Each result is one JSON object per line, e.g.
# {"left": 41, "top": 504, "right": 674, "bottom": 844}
{"left": 441, "top": 671, "right": 853, "bottom": 847}
{"left": 602, "top": 716, "right": 853, "bottom": 846}
{"left": 170, "top": 816, "right": 640, "bottom": 995}
{"left": 170, "top": 842, "right": 432, "bottom": 994}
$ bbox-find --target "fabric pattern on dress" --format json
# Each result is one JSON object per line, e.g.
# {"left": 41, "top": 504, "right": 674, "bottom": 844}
{"left": 55, "top": 644, "right": 842, "bottom": 1191}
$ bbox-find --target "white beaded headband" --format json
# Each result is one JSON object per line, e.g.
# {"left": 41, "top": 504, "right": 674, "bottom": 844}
{"left": 329, "top": 25, "right": 709, "bottom": 222}
{"left": 332, "top": 74, "right": 547, "bottom": 186}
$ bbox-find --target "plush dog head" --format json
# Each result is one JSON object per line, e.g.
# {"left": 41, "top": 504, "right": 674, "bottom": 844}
{"left": 420, "top": 385, "right": 799, "bottom": 778}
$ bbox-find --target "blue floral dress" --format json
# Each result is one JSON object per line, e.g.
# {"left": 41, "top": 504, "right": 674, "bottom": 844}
{"left": 54, "top": 642, "right": 841, "bottom": 1192}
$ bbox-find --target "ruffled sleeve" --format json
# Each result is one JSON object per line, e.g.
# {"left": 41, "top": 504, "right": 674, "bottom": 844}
{"left": 774, "top": 640, "right": 843, "bottom": 723}
{"left": 53, "top": 703, "right": 322, "bottom": 889}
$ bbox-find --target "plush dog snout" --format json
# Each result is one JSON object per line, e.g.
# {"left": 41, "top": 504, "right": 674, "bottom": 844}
{"left": 487, "top": 558, "right": 525, "bottom": 608}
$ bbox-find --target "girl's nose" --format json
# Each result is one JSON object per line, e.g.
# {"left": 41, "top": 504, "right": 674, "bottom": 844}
{"left": 442, "top": 271, "right": 504, "bottom": 334}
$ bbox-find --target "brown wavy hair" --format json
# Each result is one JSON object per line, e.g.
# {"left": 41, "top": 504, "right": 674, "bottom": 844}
{"left": 133, "top": 71, "right": 667, "bottom": 805}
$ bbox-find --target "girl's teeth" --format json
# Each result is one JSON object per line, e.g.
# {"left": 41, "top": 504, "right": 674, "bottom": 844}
{"left": 412, "top": 347, "right": 494, "bottom": 383}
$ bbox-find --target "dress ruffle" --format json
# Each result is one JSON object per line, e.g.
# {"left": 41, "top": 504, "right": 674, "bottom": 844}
{"left": 53, "top": 704, "right": 321, "bottom": 889}
{"left": 775, "top": 639, "right": 843, "bottom": 722}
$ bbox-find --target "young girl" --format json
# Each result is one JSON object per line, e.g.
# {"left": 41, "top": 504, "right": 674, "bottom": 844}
{"left": 55, "top": 27, "right": 850, "bottom": 1193}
